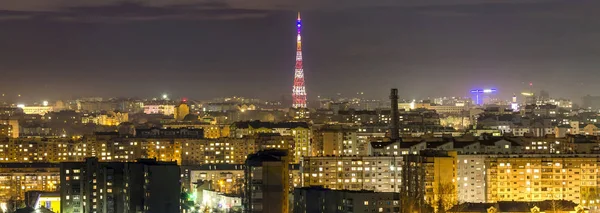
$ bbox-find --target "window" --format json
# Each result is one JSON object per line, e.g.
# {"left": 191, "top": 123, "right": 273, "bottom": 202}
{"left": 364, "top": 201, "right": 369, "bottom": 205}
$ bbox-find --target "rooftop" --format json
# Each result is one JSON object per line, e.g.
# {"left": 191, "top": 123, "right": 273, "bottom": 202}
{"left": 233, "top": 120, "right": 309, "bottom": 129}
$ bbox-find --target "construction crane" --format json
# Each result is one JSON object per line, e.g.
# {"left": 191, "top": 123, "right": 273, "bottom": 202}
{"left": 470, "top": 89, "right": 497, "bottom": 106}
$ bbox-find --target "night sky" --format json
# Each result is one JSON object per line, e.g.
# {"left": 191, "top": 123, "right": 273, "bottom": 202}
{"left": 1, "top": 0, "right": 599, "bottom": 102}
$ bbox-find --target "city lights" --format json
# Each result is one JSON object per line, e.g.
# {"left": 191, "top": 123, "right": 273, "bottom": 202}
{"left": 0, "top": 6, "right": 596, "bottom": 213}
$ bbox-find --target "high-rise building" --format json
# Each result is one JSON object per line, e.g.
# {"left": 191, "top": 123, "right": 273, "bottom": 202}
{"left": 300, "top": 156, "right": 403, "bottom": 192}
{"left": 485, "top": 155, "right": 600, "bottom": 204}
{"left": 60, "top": 157, "right": 180, "bottom": 213}
{"left": 402, "top": 150, "right": 457, "bottom": 213}
{"left": 292, "top": 12, "right": 307, "bottom": 108}
{"left": 312, "top": 124, "right": 359, "bottom": 156}
{"left": 244, "top": 150, "right": 290, "bottom": 213}
{"left": 230, "top": 121, "right": 311, "bottom": 163}
{"left": 456, "top": 155, "right": 487, "bottom": 203}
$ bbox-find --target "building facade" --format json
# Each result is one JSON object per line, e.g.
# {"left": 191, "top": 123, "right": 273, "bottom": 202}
{"left": 402, "top": 150, "right": 457, "bottom": 212}
{"left": 231, "top": 121, "right": 310, "bottom": 163}
{"left": 60, "top": 158, "right": 180, "bottom": 213}
{"left": 313, "top": 124, "right": 359, "bottom": 156}
{"left": 486, "top": 155, "right": 600, "bottom": 205}
{"left": 0, "top": 119, "right": 18, "bottom": 138}
{"left": 143, "top": 104, "right": 175, "bottom": 115}
{"left": 0, "top": 163, "right": 60, "bottom": 202}
{"left": 301, "top": 156, "right": 403, "bottom": 192}
{"left": 244, "top": 150, "right": 290, "bottom": 213}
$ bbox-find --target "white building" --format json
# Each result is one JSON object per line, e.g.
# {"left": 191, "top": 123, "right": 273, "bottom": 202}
{"left": 511, "top": 127, "right": 530, "bottom": 136}
{"left": 199, "top": 190, "right": 242, "bottom": 211}
{"left": 143, "top": 104, "right": 175, "bottom": 115}
{"left": 428, "top": 105, "right": 468, "bottom": 114}
{"left": 19, "top": 105, "right": 53, "bottom": 115}
{"left": 188, "top": 165, "right": 244, "bottom": 193}
{"left": 457, "top": 155, "right": 487, "bottom": 203}
{"left": 301, "top": 156, "right": 403, "bottom": 192}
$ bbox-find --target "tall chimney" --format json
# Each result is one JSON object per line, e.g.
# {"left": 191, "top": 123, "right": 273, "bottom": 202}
{"left": 390, "top": 88, "right": 400, "bottom": 141}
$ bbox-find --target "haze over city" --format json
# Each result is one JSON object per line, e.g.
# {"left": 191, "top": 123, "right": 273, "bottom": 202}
{"left": 5, "top": 1, "right": 600, "bottom": 213}
{"left": 1, "top": 0, "right": 600, "bottom": 102}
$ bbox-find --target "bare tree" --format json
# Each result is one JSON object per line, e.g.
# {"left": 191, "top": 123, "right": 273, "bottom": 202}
{"left": 401, "top": 188, "right": 433, "bottom": 213}
{"left": 574, "top": 205, "right": 584, "bottom": 213}
{"left": 434, "top": 181, "right": 458, "bottom": 213}
{"left": 401, "top": 195, "right": 422, "bottom": 213}
{"left": 549, "top": 199, "right": 563, "bottom": 213}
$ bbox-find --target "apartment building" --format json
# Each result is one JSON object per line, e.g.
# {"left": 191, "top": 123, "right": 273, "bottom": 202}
{"left": 60, "top": 157, "right": 180, "bottom": 213}
{"left": 0, "top": 163, "right": 60, "bottom": 202}
{"left": 230, "top": 121, "right": 311, "bottom": 163}
{"left": 301, "top": 156, "right": 403, "bottom": 192}
{"left": 486, "top": 155, "right": 600, "bottom": 204}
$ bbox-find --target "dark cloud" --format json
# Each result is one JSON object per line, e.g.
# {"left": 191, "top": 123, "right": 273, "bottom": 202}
{"left": 0, "top": 0, "right": 587, "bottom": 23}
{"left": 0, "top": 0, "right": 598, "bottom": 102}
{"left": 0, "top": 1, "right": 270, "bottom": 22}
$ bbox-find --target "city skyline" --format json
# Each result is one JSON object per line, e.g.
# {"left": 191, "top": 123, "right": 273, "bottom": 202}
{"left": 1, "top": 1, "right": 600, "bottom": 101}
{"left": 3, "top": 1, "right": 600, "bottom": 213}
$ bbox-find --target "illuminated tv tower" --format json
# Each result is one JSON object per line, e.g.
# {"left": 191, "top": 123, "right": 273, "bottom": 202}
{"left": 292, "top": 12, "right": 307, "bottom": 108}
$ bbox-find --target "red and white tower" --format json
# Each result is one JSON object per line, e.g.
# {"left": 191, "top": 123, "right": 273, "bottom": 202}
{"left": 292, "top": 12, "right": 307, "bottom": 108}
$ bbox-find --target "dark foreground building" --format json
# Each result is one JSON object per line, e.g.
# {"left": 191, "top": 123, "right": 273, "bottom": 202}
{"left": 244, "top": 149, "right": 290, "bottom": 213}
{"left": 60, "top": 157, "right": 180, "bottom": 213}
{"left": 293, "top": 187, "right": 401, "bottom": 213}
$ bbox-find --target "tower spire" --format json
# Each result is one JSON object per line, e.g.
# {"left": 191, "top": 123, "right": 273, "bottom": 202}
{"left": 292, "top": 12, "right": 307, "bottom": 108}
